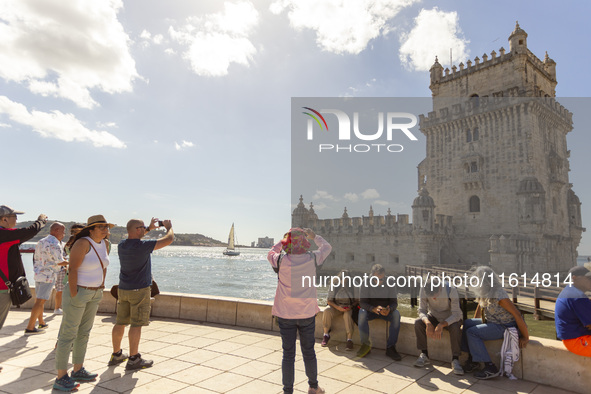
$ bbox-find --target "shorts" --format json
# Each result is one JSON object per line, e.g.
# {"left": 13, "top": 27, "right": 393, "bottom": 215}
{"left": 563, "top": 336, "right": 591, "bottom": 357}
{"left": 116, "top": 286, "right": 151, "bottom": 327}
{"left": 55, "top": 269, "right": 67, "bottom": 292}
{"left": 35, "top": 281, "right": 55, "bottom": 300}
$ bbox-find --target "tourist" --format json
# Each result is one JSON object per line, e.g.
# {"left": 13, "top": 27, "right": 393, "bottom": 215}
{"left": 54, "top": 215, "right": 114, "bottom": 392}
{"left": 109, "top": 218, "right": 174, "bottom": 370}
{"left": 0, "top": 205, "right": 46, "bottom": 372}
{"left": 555, "top": 263, "right": 591, "bottom": 357}
{"left": 413, "top": 275, "right": 463, "bottom": 374}
{"left": 357, "top": 263, "right": 401, "bottom": 360}
{"left": 55, "top": 224, "right": 84, "bottom": 314}
{"left": 321, "top": 269, "right": 356, "bottom": 350}
{"left": 462, "top": 266, "right": 529, "bottom": 379}
{"left": 268, "top": 227, "right": 331, "bottom": 394}
{"left": 25, "top": 222, "right": 67, "bottom": 334}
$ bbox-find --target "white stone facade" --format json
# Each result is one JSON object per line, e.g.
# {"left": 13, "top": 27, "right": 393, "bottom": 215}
{"left": 293, "top": 23, "right": 584, "bottom": 276}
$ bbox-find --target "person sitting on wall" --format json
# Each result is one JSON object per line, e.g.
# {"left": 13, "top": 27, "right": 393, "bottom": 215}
{"left": 414, "top": 275, "right": 464, "bottom": 375}
{"left": 555, "top": 263, "right": 591, "bottom": 357}
{"left": 356, "top": 264, "right": 401, "bottom": 360}
{"left": 321, "top": 269, "right": 356, "bottom": 350}
{"left": 462, "top": 266, "right": 529, "bottom": 380}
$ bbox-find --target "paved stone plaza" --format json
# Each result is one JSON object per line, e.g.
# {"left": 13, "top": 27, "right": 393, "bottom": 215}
{"left": 0, "top": 310, "right": 572, "bottom": 393}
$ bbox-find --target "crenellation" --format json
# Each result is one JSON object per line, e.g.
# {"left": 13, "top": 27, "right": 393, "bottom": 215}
{"left": 295, "top": 24, "right": 583, "bottom": 275}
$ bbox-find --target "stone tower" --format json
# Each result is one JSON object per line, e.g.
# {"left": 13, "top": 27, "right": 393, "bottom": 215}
{"left": 418, "top": 22, "right": 584, "bottom": 272}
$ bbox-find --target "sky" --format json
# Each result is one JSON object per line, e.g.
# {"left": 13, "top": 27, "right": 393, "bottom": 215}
{"left": 1, "top": 0, "right": 591, "bottom": 252}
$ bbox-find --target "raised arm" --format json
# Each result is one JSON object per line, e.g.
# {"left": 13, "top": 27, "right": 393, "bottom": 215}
{"left": 154, "top": 220, "right": 174, "bottom": 250}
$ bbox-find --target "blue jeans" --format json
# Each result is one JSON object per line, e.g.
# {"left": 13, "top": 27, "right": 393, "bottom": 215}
{"left": 461, "top": 318, "right": 516, "bottom": 362}
{"left": 358, "top": 308, "right": 401, "bottom": 348}
{"left": 277, "top": 316, "right": 318, "bottom": 394}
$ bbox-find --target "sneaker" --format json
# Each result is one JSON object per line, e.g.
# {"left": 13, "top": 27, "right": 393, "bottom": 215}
{"left": 321, "top": 334, "right": 330, "bottom": 347}
{"left": 38, "top": 323, "right": 49, "bottom": 330}
{"left": 463, "top": 360, "right": 481, "bottom": 373}
{"left": 54, "top": 308, "right": 63, "bottom": 315}
{"left": 414, "top": 352, "right": 430, "bottom": 367}
{"left": 108, "top": 350, "right": 129, "bottom": 366}
{"left": 452, "top": 359, "right": 464, "bottom": 375}
{"left": 53, "top": 374, "right": 80, "bottom": 392}
{"left": 24, "top": 328, "right": 46, "bottom": 335}
{"left": 356, "top": 343, "right": 371, "bottom": 358}
{"left": 474, "top": 364, "right": 499, "bottom": 380}
{"left": 308, "top": 387, "right": 325, "bottom": 394}
{"left": 125, "top": 354, "right": 154, "bottom": 370}
{"left": 71, "top": 367, "right": 98, "bottom": 381}
{"left": 386, "top": 346, "right": 402, "bottom": 361}
{"left": 345, "top": 339, "right": 354, "bottom": 351}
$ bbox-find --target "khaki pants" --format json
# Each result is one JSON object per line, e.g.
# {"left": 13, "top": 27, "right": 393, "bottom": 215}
{"left": 322, "top": 306, "right": 353, "bottom": 336}
{"left": 55, "top": 286, "right": 103, "bottom": 369}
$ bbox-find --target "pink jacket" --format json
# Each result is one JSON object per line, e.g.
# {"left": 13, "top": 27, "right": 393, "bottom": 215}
{"left": 268, "top": 235, "right": 332, "bottom": 319}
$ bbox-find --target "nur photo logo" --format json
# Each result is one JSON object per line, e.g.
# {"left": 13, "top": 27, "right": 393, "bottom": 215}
{"left": 301, "top": 106, "right": 419, "bottom": 153}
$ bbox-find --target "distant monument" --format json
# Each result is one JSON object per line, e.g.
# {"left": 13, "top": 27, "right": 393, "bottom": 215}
{"left": 293, "top": 22, "right": 584, "bottom": 275}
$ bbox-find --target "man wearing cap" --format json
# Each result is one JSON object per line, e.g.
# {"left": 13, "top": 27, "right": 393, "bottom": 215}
{"left": 555, "top": 263, "right": 591, "bottom": 357}
{"left": 0, "top": 206, "right": 47, "bottom": 330}
{"left": 24, "top": 222, "right": 67, "bottom": 335}
{"left": 109, "top": 218, "right": 174, "bottom": 370}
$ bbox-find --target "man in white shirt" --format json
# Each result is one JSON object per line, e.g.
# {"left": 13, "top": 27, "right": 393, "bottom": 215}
{"left": 414, "top": 276, "right": 464, "bottom": 375}
{"left": 25, "top": 222, "right": 67, "bottom": 335}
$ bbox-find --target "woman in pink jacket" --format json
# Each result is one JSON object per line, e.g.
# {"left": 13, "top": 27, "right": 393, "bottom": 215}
{"left": 268, "top": 228, "right": 331, "bottom": 394}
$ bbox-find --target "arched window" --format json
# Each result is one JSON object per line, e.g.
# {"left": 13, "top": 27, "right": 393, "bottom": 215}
{"left": 466, "top": 130, "right": 472, "bottom": 142}
{"left": 473, "top": 127, "right": 479, "bottom": 141}
{"left": 469, "top": 196, "right": 480, "bottom": 213}
{"left": 470, "top": 161, "right": 478, "bottom": 173}
{"left": 470, "top": 94, "right": 480, "bottom": 108}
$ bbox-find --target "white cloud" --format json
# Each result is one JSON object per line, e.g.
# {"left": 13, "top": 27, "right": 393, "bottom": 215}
{"left": 399, "top": 8, "right": 469, "bottom": 71}
{"left": 140, "top": 30, "right": 165, "bottom": 47}
{"left": 270, "top": 0, "right": 418, "bottom": 54}
{"left": 344, "top": 193, "right": 359, "bottom": 202}
{"left": 175, "top": 140, "right": 195, "bottom": 150}
{"left": 361, "top": 188, "right": 380, "bottom": 199}
{"left": 373, "top": 199, "right": 389, "bottom": 206}
{"left": 312, "top": 190, "right": 337, "bottom": 201}
{"left": 0, "top": 123, "right": 11, "bottom": 128}
{"left": 0, "top": 0, "right": 139, "bottom": 109}
{"left": 0, "top": 96, "right": 126, "bottom": 148}
{"left": 312, "top": 202, "right": 328, "bottom": 211}
{"left": 169, "top": 1, "right": 259, "bottom": 76}
{"left": 96, "top": 121, "right": 118, "bottom": 128}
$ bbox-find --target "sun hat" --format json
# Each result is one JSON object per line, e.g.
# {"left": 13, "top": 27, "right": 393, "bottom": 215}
{"left": 281, "top": 228, "right": 311, "bottom": 254}
{"left": 0, "top": 205, "right": 25, "bottom": 216}
{"left": 568, "top": 262, "right": 591, "bottom": 278}
{"left": 83, "top": 214, "right": 115, "bottom": 230}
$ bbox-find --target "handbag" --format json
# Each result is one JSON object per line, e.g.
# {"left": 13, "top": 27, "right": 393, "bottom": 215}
{"left": 0, "top": 269, "right": 32, "bottom": 306}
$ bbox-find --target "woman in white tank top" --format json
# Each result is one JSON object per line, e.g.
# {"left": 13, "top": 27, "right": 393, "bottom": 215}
{"left": 54, "top": 215, "right": 114, "bottom": 391}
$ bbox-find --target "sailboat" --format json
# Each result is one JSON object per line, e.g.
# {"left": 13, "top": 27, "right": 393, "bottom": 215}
{"left": 223, "top": 223, "right": 240, "bottom": 256}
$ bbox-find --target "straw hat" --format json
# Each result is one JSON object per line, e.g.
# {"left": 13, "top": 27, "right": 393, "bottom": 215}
{"left": 83, "top": 214, "right": 115, "bottom": 230}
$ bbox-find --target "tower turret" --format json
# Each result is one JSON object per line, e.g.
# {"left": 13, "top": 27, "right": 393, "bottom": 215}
{"left": 412, "top": 188, "right": 435, "bottom": 231}
{"left": 429, "top": 57, "right": 443, "bottom": 94}
{"left": 509, "top": 21, "right": 528, "bottom": 54}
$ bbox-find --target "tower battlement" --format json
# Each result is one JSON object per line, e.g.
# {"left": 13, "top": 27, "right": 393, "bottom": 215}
{"left": 430, "top": 22, "right": 558, "bottom": 101}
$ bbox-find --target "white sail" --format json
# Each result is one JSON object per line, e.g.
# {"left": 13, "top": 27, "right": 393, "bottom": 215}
{"left": 227, "top": 223, "right": 235, "bottom": 250}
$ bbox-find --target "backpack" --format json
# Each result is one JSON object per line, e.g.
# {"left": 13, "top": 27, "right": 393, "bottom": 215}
{"left": 273, "top": 251, "right": 318, "bottom": 275}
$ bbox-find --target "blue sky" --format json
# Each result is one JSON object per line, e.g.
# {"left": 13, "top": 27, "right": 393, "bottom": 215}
{"left": 1, "top": 0, "right": 591, "bottom": 253}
